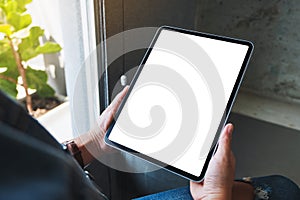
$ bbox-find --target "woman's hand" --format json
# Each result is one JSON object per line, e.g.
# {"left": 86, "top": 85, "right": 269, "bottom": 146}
{"left": 95, "top": 86, "right": 129, "bottom": 153}
{"left": 74, "top": 86, "right": 129, "bottom": 166}
{"left": 190, "top": 124, "right": 235, "bottom": 200}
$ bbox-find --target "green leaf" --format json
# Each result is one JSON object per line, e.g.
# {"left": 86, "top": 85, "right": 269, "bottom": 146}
{"left": 26, "top": 66, "right": 54, "bottom": 97}
{"left": 0, "top": 1, "right": 18, "bottom": 14}
{"left": 1, "top": 66, "right": 18, "bottom": 80}
{"left": 26, "top": 66, "right": 47, "bottom": 87}
{"left": 0, "top": 38, "right": 18, "bottom": 78}
{"left": 18, "top": 27, "right": 61, "bottom": 61}
{"left": 0, "top": 39, "right": 18, "bottom": 93}
{"left": 18, "top": 26, "right": 44, "bottom": 61}
{"left": 0, "top": 24, "right": 12, "bottom": 35}
{"left": 0, "top": 78, "right": 17, "bottom": 97}
{"left": 18, "top": 39, "right": 38, "bottom": 61}
{"left": 35, "top": 83, "right": 55, "bottom": 97}
{"left": 28, "top": 26, "right": 44, "bottom": 46}
{"left": 36, "top": 42, "right": 62, "bottom": 54}
{"left": 16, "top": 0, "right": 32, "bottom": 12}
{"left": 7, "top": 11, "right": 31, "bottom": 31}
{"left": 1, "top": 0, "right": 32, "bottom": 14}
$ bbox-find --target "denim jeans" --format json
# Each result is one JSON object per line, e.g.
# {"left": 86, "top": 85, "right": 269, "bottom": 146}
{"left": 135, "top": 175, "right": 300, "bottom": 200}
{"left": 242, "top": 175, "right": 300, "bottom": 200}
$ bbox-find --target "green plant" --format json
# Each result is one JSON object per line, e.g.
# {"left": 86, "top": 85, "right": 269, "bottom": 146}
{"left": 0, "top": 0, "right": 62, "bottom": 114}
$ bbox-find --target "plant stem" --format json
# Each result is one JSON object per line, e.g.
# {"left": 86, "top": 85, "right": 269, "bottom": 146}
{"left": 8, "top": 37, "right": 33, "bottom": 115}
{"left": 0, "top": 74, "right": 20, "bottom": 85}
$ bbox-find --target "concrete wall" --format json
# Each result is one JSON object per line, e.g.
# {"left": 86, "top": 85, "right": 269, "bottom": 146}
{"left": 105, "top": 0, "right": 300, "bottom": 103}
{"left": 194, "top": 0, "right": 300, "bottom": 102}
{"left": 104, "top": 0, "right": 197, "bottom": 99}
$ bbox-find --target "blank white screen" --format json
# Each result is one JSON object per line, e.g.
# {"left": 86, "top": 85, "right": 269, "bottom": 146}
{"left": 109, "top": 29, "right": 249, "bottom": 176}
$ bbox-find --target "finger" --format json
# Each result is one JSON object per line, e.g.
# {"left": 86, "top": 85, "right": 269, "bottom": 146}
{"left": 102, "top": 86, "right": 129, "bottom": 129}
{"left": 215, "top": 123, "right": 234, "bottom": 156}
{"left": 102, "top": 86, "right": 129, "bottom": 116}
{"left": 109, "top": 86, "right": 129, "bottom": 111}
{"left": 99, "top": 86, "right": 129, "bottom": 127}
{"left": 102, "top": 110, "right": 115, "bottom": 130}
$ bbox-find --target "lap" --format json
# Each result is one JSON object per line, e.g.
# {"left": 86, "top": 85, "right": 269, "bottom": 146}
{"left": 134, "top": 186, "right": 193, "bottom": 200}
{"left": 135, "top": 175, "right": 300, "bottom": 200}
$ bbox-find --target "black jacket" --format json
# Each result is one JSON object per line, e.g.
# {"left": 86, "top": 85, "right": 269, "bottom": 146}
{"left": 0, "top": 91, "right": 106, "bottom": 200}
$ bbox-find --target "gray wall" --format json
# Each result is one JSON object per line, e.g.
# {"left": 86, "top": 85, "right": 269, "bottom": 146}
{"left": 105, "top": 0, "right": 300, "bottom": 103}
{"left": 194, "top": 0, "right": 300, "bottom": 102}
{"left": 104, "top": 0, "right": 197, "bottom": 99}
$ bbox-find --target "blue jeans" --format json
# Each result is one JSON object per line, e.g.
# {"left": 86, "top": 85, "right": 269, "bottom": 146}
{"left": 135, "top": 175, "right": 300, "bottom": 200}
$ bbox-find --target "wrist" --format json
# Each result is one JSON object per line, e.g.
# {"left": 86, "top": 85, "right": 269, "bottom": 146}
{"left": 197, "top": 188, "right": 232, "bottom": 200}
{"left": 74, "top": 134, "right": 95, "bottom": 166}
{"left": 201, "top": 194, "right": 231, "bottom": 200}
{"left": 199, "top": 193, "right": 231, "bottom": 200}
{"left": 63, "top": 140, "right": 85, "bottom": 168}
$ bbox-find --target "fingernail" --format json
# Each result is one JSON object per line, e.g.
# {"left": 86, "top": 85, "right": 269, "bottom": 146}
{"left": 227, "top": 124, "right": 234, "bottom": 137}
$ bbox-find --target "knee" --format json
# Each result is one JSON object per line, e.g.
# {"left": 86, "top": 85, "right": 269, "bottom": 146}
{"left": 268, "top": 175, "right": 299, "bottom": 189}
{"left": 256, "top": 175, "right": 300, "bottom": 199}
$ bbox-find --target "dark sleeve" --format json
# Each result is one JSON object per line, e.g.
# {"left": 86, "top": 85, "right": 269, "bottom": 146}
{"left": 0, "top": 91, "right": 60, "bottom": 149}
{"left": 0, "top": 91, "right": 107, "bottom": 200}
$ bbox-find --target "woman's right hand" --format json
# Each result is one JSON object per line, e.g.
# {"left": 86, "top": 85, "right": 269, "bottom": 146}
{"left": 190, "top": 124, "right": 236, "bottom": 200}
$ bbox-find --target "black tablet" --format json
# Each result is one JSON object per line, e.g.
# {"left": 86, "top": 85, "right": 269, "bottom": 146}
{"left": 105, "top": 26, "right": 253, "bottom": 181}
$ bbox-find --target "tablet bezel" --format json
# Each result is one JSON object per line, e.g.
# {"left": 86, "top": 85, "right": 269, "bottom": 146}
{"left": 105, "top": 26, "right": 253, "bottom": 182}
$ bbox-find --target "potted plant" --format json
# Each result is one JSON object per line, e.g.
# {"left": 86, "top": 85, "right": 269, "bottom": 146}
{"left": 0, "top": 0, "right": 62, "bottom": 116}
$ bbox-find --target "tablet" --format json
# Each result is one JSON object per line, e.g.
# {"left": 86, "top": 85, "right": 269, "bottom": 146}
{"left": 105, "top": 26, "right": 253, "bottom": 181}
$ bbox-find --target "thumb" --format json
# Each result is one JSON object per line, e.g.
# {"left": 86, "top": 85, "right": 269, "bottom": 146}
{"left": 109, "top": 86, "right": 129, "bottom": 111}
{"left": 216, "top": 123, "right": 234, "bottom": 156}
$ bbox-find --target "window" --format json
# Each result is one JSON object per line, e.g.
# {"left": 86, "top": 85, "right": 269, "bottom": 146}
{"left": 27, "top": 0, "right": 103, "bottom": 140}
